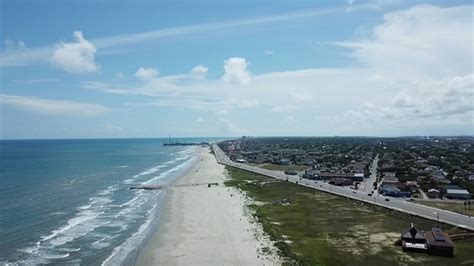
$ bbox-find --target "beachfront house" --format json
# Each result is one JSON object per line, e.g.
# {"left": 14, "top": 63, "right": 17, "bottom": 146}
{"left": 425, "top": 227, "right": 454, "bottom": 256}
{"left": 401, "top": 224, "right": 427, "bottom": 252}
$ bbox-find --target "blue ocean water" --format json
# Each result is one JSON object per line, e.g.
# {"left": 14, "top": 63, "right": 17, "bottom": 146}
{"left": 0, "top": 138, "right": 223, "bottom": 265}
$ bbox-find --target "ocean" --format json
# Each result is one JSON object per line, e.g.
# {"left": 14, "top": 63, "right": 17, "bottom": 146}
{"left": 0, "top": 138, "right": 224, "bottom": 265}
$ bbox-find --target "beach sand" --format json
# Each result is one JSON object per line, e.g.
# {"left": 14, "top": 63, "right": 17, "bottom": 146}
{"left": 136, "top": 147, "right": 278, "bottom": 265}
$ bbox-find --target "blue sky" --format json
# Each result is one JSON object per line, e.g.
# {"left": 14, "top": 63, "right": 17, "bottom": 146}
{"left": 0, "top": 0, "right": 472, "bottom": 139}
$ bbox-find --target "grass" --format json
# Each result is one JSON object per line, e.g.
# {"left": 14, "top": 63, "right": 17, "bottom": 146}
{"left": 225, "top": 166, "right": 474, "bottom": 265}
{"left": 415, "top": 201, "right": 474, "bottom": 217}
{"left": 259, "top": 164, "right": 310, "bottom": 172}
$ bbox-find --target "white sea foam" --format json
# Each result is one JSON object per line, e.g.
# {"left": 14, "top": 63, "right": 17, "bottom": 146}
{"left": 101, "top": 205, "right": 158, "bottom": 266}
{"left": 132, "top": 165, "right": 166, "bottom": 178}
{"left": 58, "top": 247, "right": 81, "bottom": 252}
{"left": 91, "top": 235, "right": 117, "bottom": 249}
{"left": 44, "top": 253, "right": 70, "bottom": 259}
{"left": 123, "top": 155, "right": 189, "bottom": 185}
{"left": 16, "top": 147, "right": 198, "bottom": 265}
{"left": 41, "top": 210, "right": 102, "bottom": 242}
{"left": 97, "top": 185, "right": 118, "bottom": 196}
{"left": 143, "top": 156, "right": 195, "bottom": 185}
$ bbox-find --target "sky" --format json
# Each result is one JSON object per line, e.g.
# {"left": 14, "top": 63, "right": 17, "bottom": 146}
{"left": 0, "top": 0, "right": 473, "bottom": 139}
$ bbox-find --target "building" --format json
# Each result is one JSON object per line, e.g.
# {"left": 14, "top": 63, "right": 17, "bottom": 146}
{"left": 381, "top": 185, "right": 411, "bottom": 197}
{"left": 400, "top": 224, "right": 455, "bottom": 257}
{"left": 405, "top": 181, "right": 419, "bottom": 192}
{"left": 446, "top": 188, "right": 471, "bottom": 200}
{"left": 328, "top": 178, "right": 353, "bottom": 186}
{"left": 401, "top": 224, "right": 427, "bottom": 252}
{"left": 302, "top": 169, "right": 321, "bottom": 180}
{"left": 319, "top": 173, "right": 363, "bottom": 182}
{"left": 425, "top": 227, "right": 454, "bottom": 256}
{"left": 427, "top": 188, "right": 440, "bottom": 198}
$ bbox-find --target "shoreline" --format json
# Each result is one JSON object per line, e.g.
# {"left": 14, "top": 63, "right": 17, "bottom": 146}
{"left": 135, "top": 146, "right": 278, "bottom": 265}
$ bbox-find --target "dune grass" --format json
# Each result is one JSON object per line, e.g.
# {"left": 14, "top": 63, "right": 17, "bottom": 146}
{"left": 225, "top": 166, "right": 474, "bottom": 265}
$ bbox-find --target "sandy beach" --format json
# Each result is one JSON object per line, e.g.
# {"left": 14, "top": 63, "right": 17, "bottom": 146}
{"left": 136, "top": 147, "right": 278, "bottom": 265}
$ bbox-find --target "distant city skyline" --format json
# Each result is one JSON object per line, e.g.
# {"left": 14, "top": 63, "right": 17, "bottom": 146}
{"left": 1, "top": 0, "right": 473, "bottom": 139}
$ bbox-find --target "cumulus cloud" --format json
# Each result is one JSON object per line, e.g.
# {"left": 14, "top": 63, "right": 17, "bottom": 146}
{"left": 221, "top": 57, "right": 252, "bottom": 84}
{"left": 0, "top": 94, "right": 110, "bottom": 116}
{"left": 339, "top": 4, "right": 472, "bottom": 78}
{"left": 135, "top": 67, "right": 159, "bottom": 81}
{"left": 50, "top": 31, "right": 99, "bottom": 73}
{"left": 191, "top": 65, "right": 208, "bottom": 75}
{"left": 81, "top": 5, "right": 472, "bottom": 135}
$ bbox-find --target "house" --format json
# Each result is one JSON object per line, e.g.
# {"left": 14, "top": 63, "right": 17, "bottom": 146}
{"left": 468, "top": 175, "right": 474, "bottom": 183}
{"left": 399, "top": 225, "right": 455, "bottom": 256}
{"left": 353, "top": 173, "right": 365, "bottom": 181}
{"left": 427, "top": 188, "right": 440, "bottom": 198}
{"left": 425, "top": 227, "right": 454, "bottom": 256}
{"left": 382, "top": 175, "right": 399, "bottom": 185}
{"left": 432, "top": 170, "right": 451, "bottom": 184}
{"left": 446, "top": 188, "right": 471, "bottom": 200}
{"left": 405, "top": 181, "right": 419, "bottom": 190}
{"left": 401, "top": 224, "right": 427, "bottom": 252}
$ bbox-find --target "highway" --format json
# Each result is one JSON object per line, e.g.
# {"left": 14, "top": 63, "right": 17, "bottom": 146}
{"left": 212, "top": 144, "right": 474, "bottom": 231}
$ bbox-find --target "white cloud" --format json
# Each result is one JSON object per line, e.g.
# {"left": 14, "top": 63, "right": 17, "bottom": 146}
{"left": 0, "top": 94, "right": 110, "bottom": 116}
{"left": 221, "top": 57, "right": 252, "bottom": 84}
{"left": 191, "top": 65, "right": 208, "bottom": 75}
{"left": 115, "top": 72, "right": 124, "bottom": 79}
{"left": 79, "top": 4, "right": 472, "bottom": 135}
{"left": 12, "top": 78, "right": 59, "bottom": 84}
{"left": 338, "top": 4, "right": 472, "bottom": 79}
{"left": 135, "top": 67, "right": 159, "bottom": 81}
{"left": 272, "top": 105, "right": 298, "bottom": 113}
{"left": 290, "top": 91, "right": 313, "bottom": 102}
{"left": 1, "top": 5, "right": 370, "bottom": 68}
{"left": 4, "top": 40, "right": 26, "bottom": 50}
{"left": 50, "top": 31, "right": 99, "bottom": 73}
{"left": 99, "top": 123, "right": 124, "bottom": 134}
{"left": 264, "top": 49, "right": 274, "bottom": 55}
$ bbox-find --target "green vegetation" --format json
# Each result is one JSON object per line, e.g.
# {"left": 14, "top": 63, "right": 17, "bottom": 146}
{"left": 259, "top": 164, "right": 310, "bottom": 172}
{"left": 416, "top": 201, "right": 474, "bottom": 217}
{"left": 225, "top": 166, "right": 474, "bottom": 265}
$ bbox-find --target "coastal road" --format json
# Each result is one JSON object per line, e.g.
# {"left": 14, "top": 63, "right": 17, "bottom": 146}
{"left": 212, "top": 144, "right": 474, "bottom": 231}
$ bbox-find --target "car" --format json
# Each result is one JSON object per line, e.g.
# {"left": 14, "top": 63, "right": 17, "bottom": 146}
{"left": 385, "top": 198, "right": 390, "bottom": 202}
{"left": 368, "top": 193, "right": 372, "bottom": 196}
{"left": 352, "top": 191, "right": 357, "bottom": 194}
